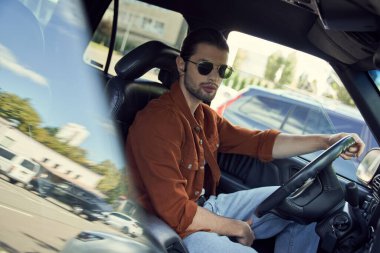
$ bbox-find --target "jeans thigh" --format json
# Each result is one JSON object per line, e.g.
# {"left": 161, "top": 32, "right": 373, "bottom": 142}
{"left": 183, "top": 231, "right": 257, "bottom": 253}
{"left": 204, "top": 186, "right": 279, "bottom": 221}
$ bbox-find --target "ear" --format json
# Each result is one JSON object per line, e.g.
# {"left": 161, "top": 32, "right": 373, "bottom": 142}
{"left": 176, "top": 56, "right": 186, "bottom": 73}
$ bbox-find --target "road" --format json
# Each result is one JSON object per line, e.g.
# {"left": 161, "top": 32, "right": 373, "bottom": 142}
{"left": 0, "top": 178, "right": 120, "bottom": 253}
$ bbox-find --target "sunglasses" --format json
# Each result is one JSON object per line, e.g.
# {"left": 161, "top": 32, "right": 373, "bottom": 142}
{"left": 186, "top": 60, "right": 233, "bottom": 79}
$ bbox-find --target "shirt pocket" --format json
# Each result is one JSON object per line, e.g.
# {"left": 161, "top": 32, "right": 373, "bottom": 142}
{"left": 179, "top": 154, "right": 203, "bottom": 197}
{"left": 179, "top": 157, "right": 199, "bottom": 179}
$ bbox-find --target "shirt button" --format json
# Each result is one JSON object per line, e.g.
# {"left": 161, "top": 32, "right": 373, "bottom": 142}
{"left": 195, "top": 126, "right": 201, "bottom": 132}
{"left": 187, "top": 163, "right": 192, "bottom": 169}
{"left": 199, "top": 139, "right": 203, "bottom": 145}
{"left": 194, "top": 191, "right": 199, "bottom": 196}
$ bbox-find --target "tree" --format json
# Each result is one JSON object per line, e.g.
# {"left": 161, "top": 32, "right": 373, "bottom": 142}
{"left": 330, "top": 81, "right": 355, "bottom": 107}
{"left": 0, "top": 92, "right": 41, "bottom": 134}
{"left": 44, "top": 127, "right": 59, "bottom": 137}
{"left": 279, "top": 52, "right": 297, "bottom": 86}
{"left": 297, "top": 72, "right": 309, "bottom": 90}
{"left": 264, "top": 51, "right": 284, "bottom": 82}
{"left": 92, "top": 160, "right": 122, "bottom": 196}
{"left": 233, "top": 48, "right": 248, "bottom": 70}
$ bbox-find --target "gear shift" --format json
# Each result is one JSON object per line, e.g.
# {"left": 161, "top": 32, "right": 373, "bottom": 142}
{"left": 346, "top": 182, "right": 359, "bottom": 208}
{"left": 343, "top": 182, "right": 368, "bottom": 250}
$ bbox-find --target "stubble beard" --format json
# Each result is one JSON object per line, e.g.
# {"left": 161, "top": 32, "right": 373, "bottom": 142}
{"left": 184, "top": 73, "right": 216, "bottom": 104}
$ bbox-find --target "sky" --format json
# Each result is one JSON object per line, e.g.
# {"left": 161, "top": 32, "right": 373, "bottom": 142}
{"left": 0, "top": 2, "right": 126, "bottom": 170}
{"left": 0, "top": 50, "right": 126, "bottom": 170}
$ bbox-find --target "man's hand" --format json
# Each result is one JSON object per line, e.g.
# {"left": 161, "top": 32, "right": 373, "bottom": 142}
{"left": 235, "top": 219, "right": 255, "bottom": 246}
{"left": 327, "top": 133, "right": 365, "bottom": 159}
{"left": 188, "top": 206, "right": 256, "bottom": 247}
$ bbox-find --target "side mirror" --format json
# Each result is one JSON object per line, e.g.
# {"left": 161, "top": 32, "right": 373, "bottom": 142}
{"left": 356, "top": 148, "right": 380, "bottom": 184}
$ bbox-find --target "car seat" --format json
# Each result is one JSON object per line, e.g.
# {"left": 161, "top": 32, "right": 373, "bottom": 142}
{"left": 106, "top": 40, "right": 179, "bottom": 140}
{"left": 106, "top": 40, "right": 188, "bottom": 253}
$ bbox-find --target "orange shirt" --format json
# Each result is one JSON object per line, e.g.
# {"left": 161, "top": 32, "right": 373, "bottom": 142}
{"left": 126, "top": 81, "right": 280, "bottom": 238}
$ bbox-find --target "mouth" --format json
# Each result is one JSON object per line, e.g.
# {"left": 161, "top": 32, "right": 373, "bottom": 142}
{"left": 200, "top": 83, "right": 218, "bottom": 93}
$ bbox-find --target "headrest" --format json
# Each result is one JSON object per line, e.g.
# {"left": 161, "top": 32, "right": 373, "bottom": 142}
{"left": 115, "top": 41, "right": 180, "bottom": 81}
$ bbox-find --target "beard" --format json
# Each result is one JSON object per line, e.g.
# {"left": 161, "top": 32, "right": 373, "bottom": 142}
{"left": 184, "top": 72, "right": 217, "bottom": 103}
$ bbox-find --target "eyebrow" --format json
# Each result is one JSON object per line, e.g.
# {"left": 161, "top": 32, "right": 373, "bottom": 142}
{"left": 194, "top": 58, "right": 228, "bottom": 66}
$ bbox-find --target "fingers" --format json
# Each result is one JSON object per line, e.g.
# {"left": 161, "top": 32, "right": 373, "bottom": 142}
{"left": 340, "top": 134, "right": 365, "bottom": 160}
{"left": 246, "top": 219, "right": 256, "bottom": 241}
{"left": 351, "top": 134, "right": 366, "bottom": 157}
{"left": 332, "top": 133, "right": 366, "bottom": 159}
{"left": 236, "top": 220, "right": 255, "bottom": 246}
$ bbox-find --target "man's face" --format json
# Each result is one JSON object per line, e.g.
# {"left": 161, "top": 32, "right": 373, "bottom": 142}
{"left": 182, "top": 43, "right": 229, "bottom": 103}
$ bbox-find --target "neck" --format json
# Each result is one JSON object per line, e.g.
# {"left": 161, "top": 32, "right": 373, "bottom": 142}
{"left": 179, "top": 77, "right": 201, "bottom": 115}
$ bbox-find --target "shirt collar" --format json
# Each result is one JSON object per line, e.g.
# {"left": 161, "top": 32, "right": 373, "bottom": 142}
{"left": 170, "top": 80, "right": 205, "bottom": 130}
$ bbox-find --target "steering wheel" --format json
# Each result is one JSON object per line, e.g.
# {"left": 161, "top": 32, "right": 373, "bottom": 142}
{"left": 255, "top": 135, "right": 356, "bottom": 223}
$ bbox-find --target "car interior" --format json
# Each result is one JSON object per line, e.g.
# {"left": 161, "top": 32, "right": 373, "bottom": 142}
{"left": 1, "top": 0, "right": 380, "bottom": 253}
{"left": 100, "top": 0, "right": 380, "bottom": 253}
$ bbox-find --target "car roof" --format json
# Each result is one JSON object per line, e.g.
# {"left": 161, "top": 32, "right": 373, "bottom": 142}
{"left": 242, "top": 86, "right": 364, "bottom": 121}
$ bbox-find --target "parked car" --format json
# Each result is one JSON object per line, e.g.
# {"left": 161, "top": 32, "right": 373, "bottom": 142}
{"left": 218, "top": 86, "right": 379, "bottom": 181}
{"left": 50, "top": 182, "right": 113, "bottom": 221}
{"left": 28, "top": 176, "right": 55, "bottom": 197}
{"left": 2, "top": 0, "right": 380, "bottom": 253}
{"left": 0, "top": 146, "right": 40, "bottom": 186}
{"left": 104, "top": 212, "right": 144, "bottom": 237}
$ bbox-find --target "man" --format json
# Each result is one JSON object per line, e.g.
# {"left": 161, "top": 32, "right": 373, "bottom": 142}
{"left": 126, "top": 28, "right": 365, "bottom": 253}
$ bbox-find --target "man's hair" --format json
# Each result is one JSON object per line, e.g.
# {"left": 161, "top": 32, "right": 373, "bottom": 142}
{"left": 180, "top": 28, "right": 229, "bottom": 60}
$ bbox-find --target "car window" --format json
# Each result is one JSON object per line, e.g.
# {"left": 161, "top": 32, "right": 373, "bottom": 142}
{"left": 20, "top": 159, "right": 38, "bottom": 171}
{"left": 328, "top": 112, "right": 364, "bottom": 136}
{"left": 283, "top": 107, "right": 334, "bottom": 135}
{"left": 304, "top": 108, "right": 334, "bottom": 134}
{"left": 282, "top": 105, "right": 308, "bottom": 134}
{"left": 0, "top": 147, "right": 16, "bottom": 160}
{"left": 240, "top": 95, "right": 292, "bottom": 129}
{"left": 369, "top": 70, "right": 380, "bottom": 91}
{"left": 0, "top": 0, "right": 154, "bottom": 251}
{"left": 84, "top": 0, "right": 188, "bottom": 79}
{"left": 221, "top": 31, "right": 379, "bottom": 183}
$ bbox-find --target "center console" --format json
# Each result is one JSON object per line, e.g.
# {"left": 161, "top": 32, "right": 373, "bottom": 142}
{"left": 317, "top": 182, "right": 380, "bottom": 253}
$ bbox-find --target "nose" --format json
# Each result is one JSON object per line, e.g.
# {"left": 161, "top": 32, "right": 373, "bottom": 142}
{"left": 208, "top": 65, "right": 221, "bottom": 83}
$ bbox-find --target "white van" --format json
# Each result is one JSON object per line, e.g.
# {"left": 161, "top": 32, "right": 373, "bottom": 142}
{"left": 0, "top": 146, "right": 16, "bottom": 174}
{"left": 0, "top": 146, "right": 40, "bottom": 186}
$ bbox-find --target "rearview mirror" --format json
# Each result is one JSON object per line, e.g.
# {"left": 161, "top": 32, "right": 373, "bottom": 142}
{"left": 356, "top": 148, "right": 380, "bottom": 184}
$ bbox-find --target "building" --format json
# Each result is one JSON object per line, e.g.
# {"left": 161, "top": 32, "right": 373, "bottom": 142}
{"left": 0, "top": 118, "right": 103, "bottom": 196}
{"left": 56, "top": 123, "right": 89, "bottom": 147}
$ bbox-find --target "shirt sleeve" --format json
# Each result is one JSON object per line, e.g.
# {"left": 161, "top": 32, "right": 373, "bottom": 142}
{"left": 127, "top": 108, "right": 198, "bottom": 234}
{"left": 216, "top": 113, "right": 281, "bottom": 162}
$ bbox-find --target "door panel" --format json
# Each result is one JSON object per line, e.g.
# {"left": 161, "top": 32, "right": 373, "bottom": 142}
{"left": 217, "top": 152, "right": 307, "bottom": 194}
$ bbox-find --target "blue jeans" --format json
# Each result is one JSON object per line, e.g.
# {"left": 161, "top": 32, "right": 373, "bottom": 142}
{"left": 183, "top": 186, "right": 320, "bottom": 253}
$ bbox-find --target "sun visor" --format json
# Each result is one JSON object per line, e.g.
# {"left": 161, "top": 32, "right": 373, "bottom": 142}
{"left": 282, "top": 0, "right": 380, "bottom": 31}
{"left": 308, "top": 20, "right": 379, "bottom": 65}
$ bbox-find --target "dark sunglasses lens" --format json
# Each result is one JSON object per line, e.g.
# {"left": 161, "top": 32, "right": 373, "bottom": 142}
{"left": 219, "top": 65, "right": 233, "bottom": 79}
{"left": 197, "top": 62, "right": 213, "bottom": 75}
